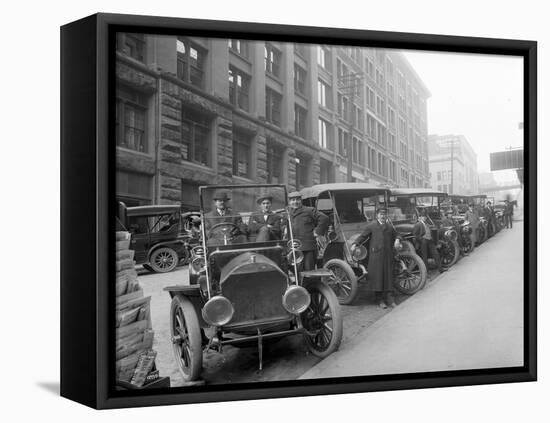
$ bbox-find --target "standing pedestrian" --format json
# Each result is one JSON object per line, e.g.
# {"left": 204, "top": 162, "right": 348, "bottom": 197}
{"left": 287, "top": 191, "right": 328, "bottom": 271}
{"left": 465, "top": 204, "right": 479, "bottom": 249}
{"left": 412, "top": 210, "right": 443, "bottom": 273}
{"left": 351, "top": 208, "right": 401, "bottom": 309}
{"left": 504, "top": 200, "right": 513, "bottom": 228}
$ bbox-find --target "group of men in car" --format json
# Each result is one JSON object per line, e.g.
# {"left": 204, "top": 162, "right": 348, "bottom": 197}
{"left": 204, "top": 190, "right": 328, "bottom": 272}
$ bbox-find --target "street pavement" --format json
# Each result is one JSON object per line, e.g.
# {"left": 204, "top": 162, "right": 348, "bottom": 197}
{"left": 301, "top": 221, "right": 524, "bottom": 379}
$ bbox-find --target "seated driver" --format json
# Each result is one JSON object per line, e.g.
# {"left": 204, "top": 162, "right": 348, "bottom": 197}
{"left": 204, "top": 190, "right": 248, "bottom": 243}
{"left": 248, "top": 194, "right": 282, "bottom": 241}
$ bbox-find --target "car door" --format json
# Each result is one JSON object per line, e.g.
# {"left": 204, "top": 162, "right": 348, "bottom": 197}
{"left": 127, "top": 215, "right": 151, "bottom": 264}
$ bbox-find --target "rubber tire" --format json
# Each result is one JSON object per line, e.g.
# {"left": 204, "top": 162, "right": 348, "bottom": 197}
{"left": 302, "top": 281, "right": 343, "bottom": 358}
{"left": 393, "top": 252, "right": 427, "bottom": 295}
{"left": 440, "top": 239, "right": 460, "bottom": 269}
{"left": 170, "top": 295, "right": 203, "bottom": 382}
{"left": 324, "top": 258, "right": 359, "bottom": 305}
{"left": 149, "top": 247, "right": 179, "bottom": 273}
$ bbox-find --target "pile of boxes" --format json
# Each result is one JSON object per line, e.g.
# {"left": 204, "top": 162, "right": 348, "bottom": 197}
{"left": 115, "top": 231, "right": 168, "bottom": 389}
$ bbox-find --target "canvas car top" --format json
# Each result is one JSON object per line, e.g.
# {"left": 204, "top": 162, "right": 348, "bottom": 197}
{"left": 299, "top": 183, "right": 388, "bottom": 200}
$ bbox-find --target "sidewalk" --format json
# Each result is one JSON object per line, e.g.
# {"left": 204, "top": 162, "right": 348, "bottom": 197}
{"left": 301, "top": 222, "right": 524, "bottom": 379}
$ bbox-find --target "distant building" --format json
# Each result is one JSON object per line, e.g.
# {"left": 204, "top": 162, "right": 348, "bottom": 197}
{"left": 115, "top": 33, "right": 431, "bottom": 208}
{"left": 428, "top": 134, "right": 479, "bottom": 195}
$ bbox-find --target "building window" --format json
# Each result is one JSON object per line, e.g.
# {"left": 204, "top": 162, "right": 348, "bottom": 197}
{"left": 318, "top": 79, "right": 331, "bottom": 108}
{"left": 366, "top": 86, "right": 375, "bottom": 109}
{"left": 366, "top": 58, "right": 374, "bottom": 79}
{"left": 318, "top": 118, "right": 331, "bottom": 150}
{"left": 375, "top": 69, "right": 385, "bottom": 88}
{"left": 181, "top": 181, "right": 201, "bottom": 211}
{"left": 400, "top": 142, "right": 407, "bottom": 161}
{"left": 352, "top": 137, "right": 363, "bottom": 165}
{"left": 266, "top": 140, "right": 284, "bottom": 184}
{"left": 317, "top": 46, "right": 332, "bottom": 69}
{"left": 177, "top": 38, "right": 206, "bottom": 88}
{"left": 264, "top": 43, "right": 281, "bottom": 77}
{"left": 116, "top": 33, "right": 146, "bottom": 62}
{"left": 294, "top": 104, "right": 307, "bottom": 138}
{"left": 337, "top": 93, "right": 350, "bottom": 121}
{"left": 376, "top": 96, "right": 386, "bottom": 119}
{"left": 228, "top": 39, "right": 248, "bottom": 57}
{"left": 353, "top": 105, "right": 363, "bottom": 130}
{"left": 116, "top": 87, "right": 148, "bottom": 153}
{"left": 387, "top": 81, "right": 394, "bottom": 101}
{"left": 265, "top": 88, "right": 282, "bottom": 126}
{"left": 295, "top": 154, "right": 311, "bottom": 190}
{"left": 337, "top": 128, "right": 349, "bottom": 157}
{"left": 116, "top": 171, "right": 153, "bottom": 206}
{"left": 232, "top": 129, "right": 253, "bottom": 178}
{"left": 389, "top": 133, "right": 396, "bottom": 154}
{"left": 294, "top": 64, "right": 307, "bottom": 95}
{"left": 366, "top": 115, "right": 376, "bottom": 140}
{"left": 388, "top": 107, "right": 396, "bottom": 130}
{"left": 377, "top": 123, "right": 386, "bottom": 146}
{"left": 228, "top": 66, "right": 250, "bottom": 111}
{"left": 181, "top": 107, "right": 211, "bottom": 166}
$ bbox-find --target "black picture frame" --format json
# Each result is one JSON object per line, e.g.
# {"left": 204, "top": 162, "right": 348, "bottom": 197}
{"left": 60, "top": 12, "right": 537, "bottom": 409}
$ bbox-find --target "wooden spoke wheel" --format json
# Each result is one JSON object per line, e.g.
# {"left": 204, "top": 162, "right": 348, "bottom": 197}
{"left": 301, "top": 281, "right": 343, "bottom": 358}
{"left": 170, "top": 295, "right": 202, "bottom": 381}
{"left": 324, "top": 258, "right": 358, "bottom": 305}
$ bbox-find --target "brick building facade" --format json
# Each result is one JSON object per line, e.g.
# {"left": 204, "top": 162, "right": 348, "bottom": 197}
{"left": 115, "top": 33, "right": 431, "bottom": 209}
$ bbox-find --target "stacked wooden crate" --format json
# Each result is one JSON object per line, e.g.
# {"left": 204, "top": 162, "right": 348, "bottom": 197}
{"left": 115, "top": 231, "right": 169, "bottom": 389}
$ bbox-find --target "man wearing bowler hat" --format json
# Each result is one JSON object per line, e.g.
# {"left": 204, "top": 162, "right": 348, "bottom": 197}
{"left": 248, "top": 194, "right": 282, "bottom": 242}
{"left": 204, "top": 190, "right": 247, "bottom": 243}
{"left": 351, "top": 207, "right": 401, "bottom": 309}
{"left": 287, "top": 191, "right": 328, "bottom": 271}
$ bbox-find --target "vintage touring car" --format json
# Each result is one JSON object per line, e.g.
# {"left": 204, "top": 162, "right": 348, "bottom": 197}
{"left": 389, "top": 188, "right": 461, "bottom": 269}
{"left": 164, "top": 184, "right": 343, "bottom": 382}
{"left": 300, "top": 183, "right": 427, "bottom": 305}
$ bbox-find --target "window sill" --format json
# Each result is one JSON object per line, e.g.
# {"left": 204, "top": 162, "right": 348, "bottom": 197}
{"left": 116, "top": 146, "right": 154, "bottom": 158}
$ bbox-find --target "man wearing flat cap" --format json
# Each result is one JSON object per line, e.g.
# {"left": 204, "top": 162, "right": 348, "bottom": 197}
{"left": 287, "top": 191, "right": 328, "bottom": 271}
{"left": 204, "top": 190, "right": 247, "bottom": 243}
{"left": 248, "top": 194, "right": 282, "bottom": 242}
{"left": 351, "top": 207, "right": 401, "bottom": 309}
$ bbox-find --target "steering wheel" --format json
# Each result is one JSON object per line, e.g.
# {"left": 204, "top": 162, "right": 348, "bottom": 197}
{"left": 208, "top": 222, "right": 239, "bottom": 241}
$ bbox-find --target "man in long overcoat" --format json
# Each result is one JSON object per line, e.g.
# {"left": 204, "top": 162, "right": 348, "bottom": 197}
{"left": 248, "top": 195, "right": 282, "bottom": 241}
{"left": 287, "top": 191, "right": 328, "bottom": 271}
{"left": 351, "top": 208, "right": 400, "bottom": 308}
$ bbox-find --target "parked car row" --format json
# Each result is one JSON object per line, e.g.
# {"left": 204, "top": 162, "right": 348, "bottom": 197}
{"left": 118, "top": 183, "right": 506, "bottom": 383}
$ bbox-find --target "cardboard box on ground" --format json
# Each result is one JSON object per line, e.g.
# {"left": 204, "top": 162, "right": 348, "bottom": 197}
{"left": 114, "top": 231, "right": 170, "bottom": 389}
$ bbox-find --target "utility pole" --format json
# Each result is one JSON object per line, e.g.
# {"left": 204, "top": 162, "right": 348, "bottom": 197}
{"left": 450, "top": 139, "right": 454, "bottom": 194}
{"left": 338, "top": 71, "right": 364, "bottom": 182}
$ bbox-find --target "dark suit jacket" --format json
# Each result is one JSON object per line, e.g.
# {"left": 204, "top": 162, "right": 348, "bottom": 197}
{"left": 288, "top": 206, "right": 328, "bottom": 251}
{"left": 354, "top": 220, "right": 397, "bottom": 291}
{"left": 204, "top": 207, "right": 247, "bottom": 235}
{"left": 248, "top": 211, "right": 282, "bottom": 239}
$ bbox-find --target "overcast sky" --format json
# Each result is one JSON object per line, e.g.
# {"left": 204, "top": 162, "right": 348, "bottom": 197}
{"left": 403, "top": 50, "right": 523, "bottom": 182}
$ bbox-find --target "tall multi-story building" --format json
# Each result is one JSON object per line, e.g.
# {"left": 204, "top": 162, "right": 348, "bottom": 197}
{"left": 428, "top": 134, "right": 479, "bottom": 195}
{"left": 115, "top": 33, "right": 431, "bottom": 209}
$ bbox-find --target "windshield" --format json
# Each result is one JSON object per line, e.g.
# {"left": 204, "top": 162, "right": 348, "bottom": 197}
{"left": 200, "top": 185, "right": 288, "bottom": 246}
{"left": 316, "top": 191, "right": 387, "bottom": 223}
{"left": 390, "top": 195, "right": 443, "bottom": 224}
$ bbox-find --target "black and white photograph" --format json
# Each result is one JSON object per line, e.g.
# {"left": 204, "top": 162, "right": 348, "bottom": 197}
{"left": 7, "top": 0, "right": 548, "bottom": 420}
{"left": 113, "top": 33, "right": 526, "bottom": 389}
